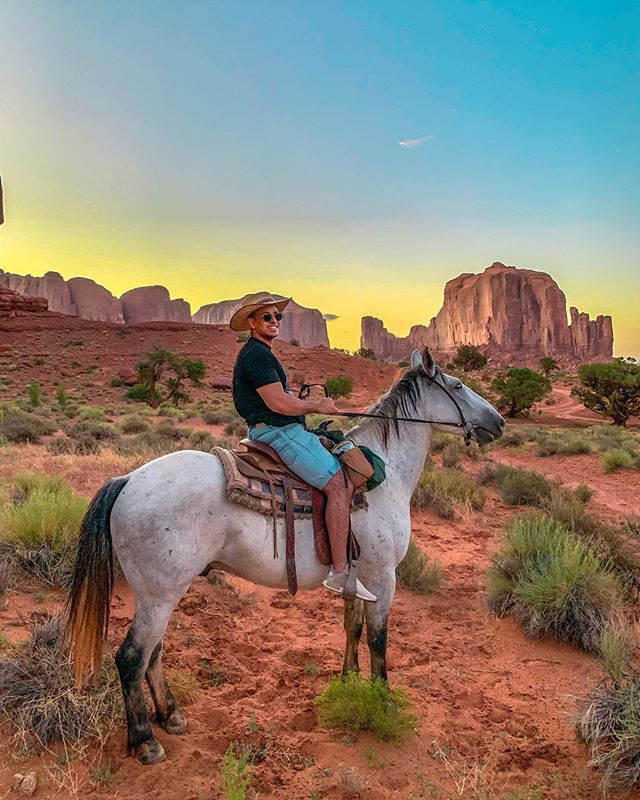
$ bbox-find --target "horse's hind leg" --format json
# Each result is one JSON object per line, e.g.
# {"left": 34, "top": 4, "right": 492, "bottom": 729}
{"left": 116, "top": 599, "right": 178, "bottom": 765}
{"left": 146, "top": 640, "right": 187, "bottom": 735}
{"left": 342, "top": 598, "right": 364, "bottom": 676}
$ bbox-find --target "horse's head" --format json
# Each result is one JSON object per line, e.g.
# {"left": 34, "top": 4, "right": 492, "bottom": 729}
{"left": 410, "top": 347, "right": 504, "bottom": 445}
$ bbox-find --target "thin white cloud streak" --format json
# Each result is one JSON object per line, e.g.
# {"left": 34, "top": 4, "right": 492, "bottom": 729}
{"left": 399, "top": 135, "right": 433, "bottom": 148}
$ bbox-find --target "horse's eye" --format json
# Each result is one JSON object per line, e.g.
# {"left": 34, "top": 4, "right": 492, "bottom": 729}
{"left": 455, "top": 383, "right": 463, "bottom": 390}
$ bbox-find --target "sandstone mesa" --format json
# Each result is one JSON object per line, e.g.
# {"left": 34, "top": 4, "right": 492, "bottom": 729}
{"left": 361, "top": 262, "right": 613, "bottom": 365}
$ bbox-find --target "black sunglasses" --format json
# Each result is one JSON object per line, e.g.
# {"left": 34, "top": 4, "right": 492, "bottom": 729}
{"left": 260, "top": 312, "right": 283, "bottom": 322}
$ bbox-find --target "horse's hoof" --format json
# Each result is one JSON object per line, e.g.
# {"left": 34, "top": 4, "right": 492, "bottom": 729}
{"left": 163, "top": 708, "right": 188, "bottom": 736}
{"left": 137, "top": 740, "right": 166, "bottom": 765}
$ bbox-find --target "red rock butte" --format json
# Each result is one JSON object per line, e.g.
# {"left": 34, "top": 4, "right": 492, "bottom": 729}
{"left": 361, "top": 262, "right": 613, "bottom": 365}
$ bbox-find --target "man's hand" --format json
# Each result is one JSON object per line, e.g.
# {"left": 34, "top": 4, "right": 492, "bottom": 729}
{"left": 315, "top": 396, "right": 339, "bottom": 415}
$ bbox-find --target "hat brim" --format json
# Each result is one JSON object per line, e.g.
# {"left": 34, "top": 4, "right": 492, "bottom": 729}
{"left": 229, "top": 297, "right": 291, "bottom": 331}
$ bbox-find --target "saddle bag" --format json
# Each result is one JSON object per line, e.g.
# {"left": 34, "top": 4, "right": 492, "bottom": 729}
{"left": 332, "top": 441, "right": 374, "bottom": 490}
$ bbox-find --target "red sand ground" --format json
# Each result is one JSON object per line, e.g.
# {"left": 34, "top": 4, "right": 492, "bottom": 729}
{"left": 1, "top": 315, "right": 639, "bottom": 798}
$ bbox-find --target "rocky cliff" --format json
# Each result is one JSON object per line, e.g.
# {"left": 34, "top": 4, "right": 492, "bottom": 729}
{"left": 0, "top": 270, "right": 190, "bottom": 325}
{"left": 193, "top": 293, "right": 329, "bottom": 347}
{"left": 361, "top": 262, "right": 614, "bottom": 365}
{"left": 0, "top": 287, "right": 49, "bottom": 317}
{"left": 120, "top": 286, "right": 191, "bottom": 324}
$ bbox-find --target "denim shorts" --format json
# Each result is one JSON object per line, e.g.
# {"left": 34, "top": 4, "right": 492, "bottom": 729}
{"left": 248, "top": 423, "right": 341, "bottom": 490}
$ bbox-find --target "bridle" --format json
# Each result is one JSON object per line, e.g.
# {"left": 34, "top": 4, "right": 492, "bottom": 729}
{"left": 299, "top": 368, "right": 495, "bottom": 446}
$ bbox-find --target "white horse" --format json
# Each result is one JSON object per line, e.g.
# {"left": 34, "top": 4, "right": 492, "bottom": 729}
{"left": 65, "top": 347, "right": 504, "bottom": 764}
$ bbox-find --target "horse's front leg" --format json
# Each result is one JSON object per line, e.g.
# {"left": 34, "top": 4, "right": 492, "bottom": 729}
{"left": 342, "top": 598, "right": 364, "bottom": 675}
{"left": 364, "top": 572, "right": 396, "bottom": 682}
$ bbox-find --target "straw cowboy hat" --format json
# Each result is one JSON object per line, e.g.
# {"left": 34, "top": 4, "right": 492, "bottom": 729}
{"left": 229, "top": 292, "right": 291, "bottom": 331}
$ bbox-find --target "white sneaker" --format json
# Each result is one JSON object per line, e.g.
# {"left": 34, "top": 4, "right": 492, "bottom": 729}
{"left": 322, "top": 570, "right": 377, "bottom": 603}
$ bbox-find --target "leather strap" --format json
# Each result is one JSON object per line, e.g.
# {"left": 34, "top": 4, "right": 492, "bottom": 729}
{"left": 282, "top": 475, "right": 297, "bottom": 595}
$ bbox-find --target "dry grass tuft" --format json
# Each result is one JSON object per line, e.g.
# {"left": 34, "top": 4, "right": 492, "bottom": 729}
{"left": 0, "top": 616, "right": 122, "bottom": 755}
{"left": 396, "top": 538, "right": 443, "bottom": 594}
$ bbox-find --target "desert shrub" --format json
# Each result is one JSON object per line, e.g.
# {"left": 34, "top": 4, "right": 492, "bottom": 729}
{"left": 126, "top": 383, "right": 152, "bottom": 403}
{"left": 356, "top": 347, "right": 376, "bottom": 359}
{"left": 113, "top": 431, "right": 177, "bottom": 459}
{"left": 220, "top": 743, "right": 253, "bottom": 800}
{"left": 452, "top": 344, "right": 487, "bottom": 372}
{"left": 0, "top": 408, "right": 55, "bottom": 443}
{"left": 0, "top": 482, "right": 88, "bottom": 586}
{"left": 130, "top": 348, "right": 206, "bottom": 407}
{"left": 575, "top": 484, "right": 594, "bottom": 503}
{"left": 27, "top": 382, "right": 41, "bottom": 408}
{"left": 481, "top": 464, "right": 556, "bottom": 507}
{"left": 325, "top": 375, "right": 353, "bottom": 399}
{"left": 189, "top": 430, "right": 216, "bottom": 451}
{"left": 602, "top": 449, "right": 634, "bottom": 473}
{"left": 536, "top": 430, "right": 593, "bottom": 457}
{"left": 119, "top": 414, "right": 151, "bottom": 434}
{"left": 542, "top": 491, "right": 640, "bottom": 593}
{"left": 0, "top": 616, "right": 122, "bottom": 754}
{"left": 429, "top": 432, "right": 450, "bottom": 453}
{"left": 224, "top": 417, "right": 247, "bottom": 437}
{"left": 572, "top": 359, "right": 640, "bottom": 427}
{"left": 492, "top": 428, "right": 529, "bottom": 448}
{"left": 155, "top": 419, "right": 190, "bottom": 440}
{"left": 492, "top": 368, "right": 551, "bottom": 418}
{"left": 412, "top": 466, "right": 485, "bottom": 517}
{"left": 67, "top": 420, "right": 117, "bottom": 442}
{"left": 46, "top": 436, "right": 76, "bottom": 455}
{"left": 539, "top": 356, "right": 559, "bottom": 377}
{"left": 202, "top": 406, "right": 236, "bottom": 425}
{"left": 0, "top": 558, "right": 12, "bottom": 596}
{"left": 56, "top": 382, "right": 68, "bottom": 409}
{"left": 396, "top": 538, "right": 443, "bottom": 594}
{"left": 78, "top": 405, "right": 107, "bottom": 421}
{"left": 168, "top": 670, "right": 200, "bottom": 706}
{"left": 316, "top": 673, "right": 417, "bottom": 741}
{"left": 487, "top": 516, "right": 622, "bottom": 653}
{"left": 12, "top": 472, "right": 68, "bottom": 499}
{"left": 442, "top": 440, "right": 463, "bottom": 468}
{"left": 236, "top": 331, "right": 249, "bottom": 343}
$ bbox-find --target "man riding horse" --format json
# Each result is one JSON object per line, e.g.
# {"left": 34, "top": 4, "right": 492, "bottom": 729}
{"left": 230, "top": 292, "right": 377, "bottom": 603}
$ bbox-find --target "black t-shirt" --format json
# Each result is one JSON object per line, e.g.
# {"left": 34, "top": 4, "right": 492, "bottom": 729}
{"left": 232, "top": 336, "right": 304, "bottom": 427}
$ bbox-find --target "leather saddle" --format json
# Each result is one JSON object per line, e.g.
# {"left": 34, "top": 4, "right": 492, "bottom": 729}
{"left": 212, "top": 437, "right": 363, "bottom": 596}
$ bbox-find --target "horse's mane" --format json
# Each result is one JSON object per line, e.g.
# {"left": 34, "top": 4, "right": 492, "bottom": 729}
{"left": 349, "top": 367, "right": 424, "bottom": 449}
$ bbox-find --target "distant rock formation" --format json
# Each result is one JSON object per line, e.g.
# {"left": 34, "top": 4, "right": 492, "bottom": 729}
{"left": 193, "top": 293, "right": 329, "bottom": 347}
{"left": 68, "top": 277, "right": 124, "bottom": 323}
{"left": 120, "top": 286, "right": 191, "bottom": 324}
{"left": 0, "top": 287, "right": 49, "bottom": 317}
{"left": 361, "top": 262, "right": 614, "bottom": 365}
{"left": 0, "top": 270, "right": 75, "bottom": 316}
{"left": 0, "top": 176, "right": 4, "bottom": 225}
{"left": 0, "top": 270, "right": 189, "bottom": 325}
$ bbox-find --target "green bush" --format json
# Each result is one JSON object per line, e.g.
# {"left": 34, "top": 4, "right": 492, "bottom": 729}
{"left": 572, "top": 359, "right": 640, "bottom": 426}
{"left": 202, "top": 406, "right": 235, "bottom": 425}
{"left": 602, "top": 449, "right": 634, "bottom": 473}
{"left": 113, "top": 432, "right": 177, "bottom": 459}
{"left": 155, "top": 419, "right": 190, "bottom": 440}
{"left": 78, "top": 406, "right": 107, "bottom": 421}
{"left": 539, "top": 356, "right": 559, "bottom": 377}
{"left": 12, "top": 472, "right": 68, "bottom": 499}
{"left": 412, "top": 466, "right": 485, "bottom": 517}
{"left": 452, "top": 344, "right": 487, "bottom": 372}
{"left": 487, "top": 516, "right": 622, "bottom": 653}
{"left": 56, "top": 383, "right": 68, "bottom": 409}
{"left": 536, "top": 430, "right": 593, "bottom": 457}
{"left": 220, "top": 743, "right": 253, "bottom": 800}
{"left": 0, "top": 483, "right": 88, "bottom": 586}
{"left": 189, "top": 430, "right": 216, "bottom": 451}
{"left": 27, "top": 382, "right": 41, "bottom": 408}
{"left": 126, "top": 383, "right": 152, "bottom": 403}
{"left": 441, "top": 440, "right": 463, "bottom": 468}
{"left": 325, "top": 375, "right": 353, "bottom": 399}
{"left": 224, "top": 417, "right": 247, "bottom": 438}
{"left": 491, "top": 368, "right": 551, "bottom": 418}
{"left": 396, "top": 538, "right": 443, "bottom": 594}
{"left": 316, "top": 673, "right": 417, "bottom": 741}
{"left": 496, "top": 466, "right": 555, "bottom": 507}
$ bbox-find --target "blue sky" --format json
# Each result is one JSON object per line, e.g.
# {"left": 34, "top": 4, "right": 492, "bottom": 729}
{"left": 1, "top": 0, "right": 638, "bottom": 353}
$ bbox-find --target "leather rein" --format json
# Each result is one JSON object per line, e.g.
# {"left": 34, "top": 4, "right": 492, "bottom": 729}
{"left": 299, "top": 370, "right": 488, "bottom": 446}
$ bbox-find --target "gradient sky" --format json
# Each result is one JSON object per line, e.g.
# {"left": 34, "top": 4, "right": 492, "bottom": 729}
{"left": 1, "top": 0, "right": 638, "bottom": 355}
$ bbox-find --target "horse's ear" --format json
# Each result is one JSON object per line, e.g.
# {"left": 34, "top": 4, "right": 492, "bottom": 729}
{"left": 421, "top": 346, "right": 436, "bottom": 377}
{"left": 410, "top": 350, "right": 423, "bottom": 370}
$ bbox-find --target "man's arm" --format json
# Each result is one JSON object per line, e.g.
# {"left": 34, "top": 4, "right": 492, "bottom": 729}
{"left": 257, "top": 382, "right": 337, "bottom": 416}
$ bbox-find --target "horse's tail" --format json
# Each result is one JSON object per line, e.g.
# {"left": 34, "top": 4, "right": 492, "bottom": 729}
{"left": 64, "top": 476, "right": 129, "bottom": 686}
